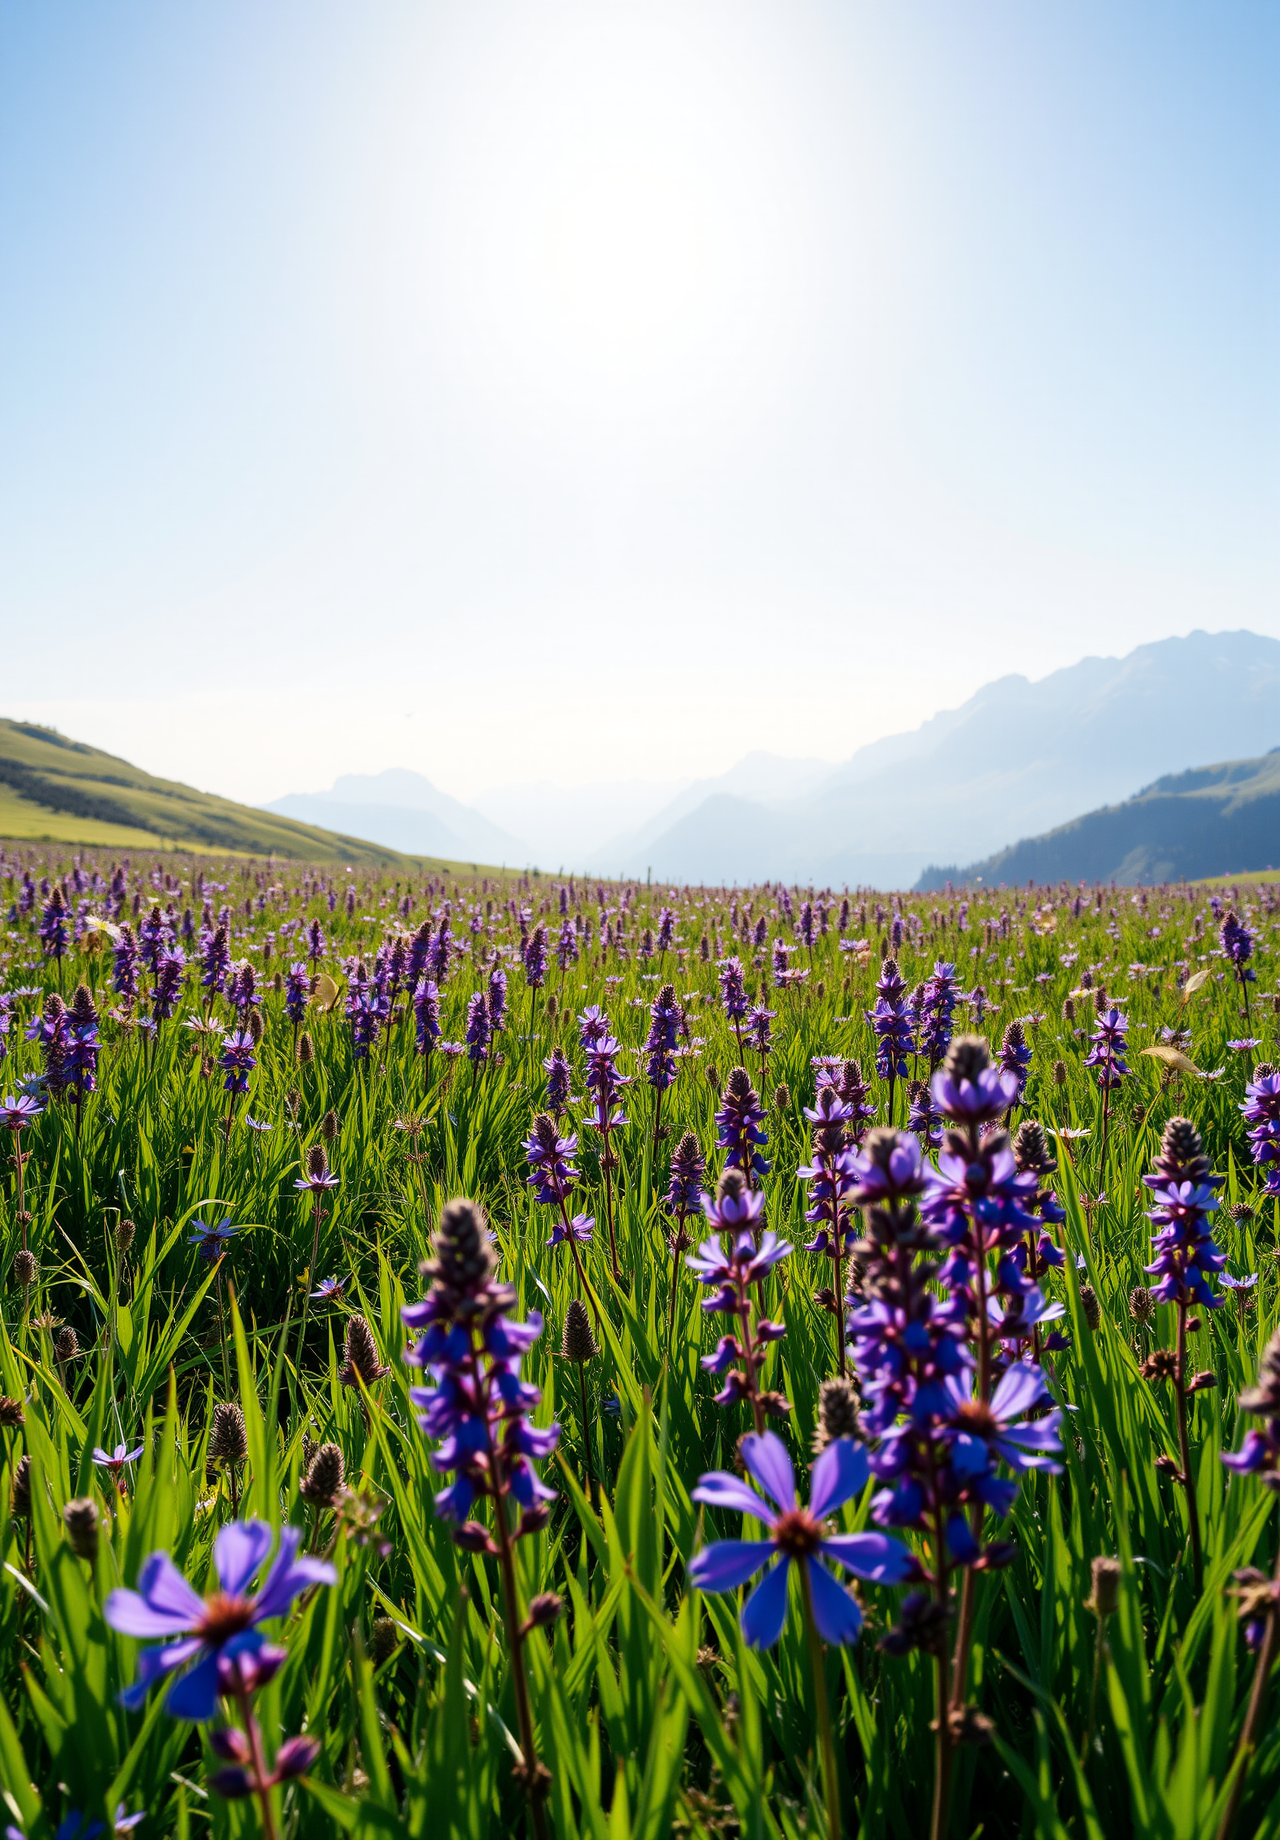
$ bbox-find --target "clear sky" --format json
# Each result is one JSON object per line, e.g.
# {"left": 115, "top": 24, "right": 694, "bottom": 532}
{"left": 2, "top": 2, "right": 1277, "bottom": 804}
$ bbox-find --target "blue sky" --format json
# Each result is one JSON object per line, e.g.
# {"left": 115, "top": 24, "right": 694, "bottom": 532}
{"left": 1, "top": 1, "right": 1276, "bottom": 802}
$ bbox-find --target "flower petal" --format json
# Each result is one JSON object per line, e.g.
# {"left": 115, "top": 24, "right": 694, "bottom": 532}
{"left": 214, "top": 1521, "right": 274, "bottom": 1597}
{"left": 739, "top": 1432, "right": 796, "bottom": 1512}
{"left": 805, "top": 1558, "right": 864, "bottom": 1645}
{"left": 253, "top": 1524, "right": 336, "bottom": 1620}
{"left": 809, "top": 1439, "right": 868, "bottom": 1520}
{"left": 691, "top": 1472, "right": 775, "bottom": 1522}
{"left": 990, "top": 1360, "right": 1049, "bottom": 1421}
{"left": 687, "top": 1539, "right": 773, "bottom": 1593}
{"left": 164, "top": 1649, "right": 222, "bottom": 1721}
{"left": 820, "top": 1531, "right": 915, "bottom": 1584}
{"left": 741, "top": 1557, "right": 791, "bottom": 1649}
{"left": 106, "top": 1554, "right": 204, "bottom": 1637}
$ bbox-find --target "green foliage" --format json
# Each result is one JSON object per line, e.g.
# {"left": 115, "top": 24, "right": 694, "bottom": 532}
{"left": 0, "top": 852, "right": 1278, "bottom": 1836}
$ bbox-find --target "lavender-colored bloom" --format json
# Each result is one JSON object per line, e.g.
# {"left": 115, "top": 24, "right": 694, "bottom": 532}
{"left": 1142, "top": 1117, "right": 1224, "bottom": 1310}
{"left": 307, "top": 918, "right": 326, "bottom": 963}
{"left": 667, "top": 1131, "right": 705, "bottom": 1217}
{"left": 151, "top": 946, "right": 187, "bottom": 1023}
{"left": 414, "top": 978, "right": 441, "bottom": 1056}
{"left": 1083, "top": 1006, "right": 1129, "bottom": 1092}
{"left": 906, "top": 1079, "right": 943, "bottom": 1151}
{"left": 464, "top": 991, "right": 491, "bottom": 1063}
{"left": 104, "top": 1521, "right": 335, "bottom": 1720}
{"left": 941, "top": 1363, "right": 1063, "bottom": 1478}
{"left": 407, "top": 920, "right": 433, "bottom": 988}
{"left": 542, "top": 1045, "right": 575, "bottom": 1114}
{"left": 1223, "top": 1328, "right": 1280, "bottom": 1487}
{"left": 717, "top": 956, "right": 750, "bottom": 1024}
{"left": 403, "top": 1198, "right": 559, "bottom": 1541}
{"left": 188, "top": 1217, "right": 242, "bottom": 1262}
{"left": 38, "top": 888, "right": 69, "bottom": 963}
{"left": 349, "top": 989, "right": 387, "bottom": 1061}
{"left": 584, "top": 1032, "right": 630, "bottom": 1133}
{"left": 656, "top": 907, "right": 676, "bottom": 956}
{"left": 688, "top": 1432, "right": 914, "bottom": 1649}
{"left": 113, "top": 926, "right": 140, "bottom": 1004}
{"left": 201, "top": 924, "right": 230, "bottom": 996}
{"left": 917, "top": 961, "right": 960, "bottom": 1071}
{"left": 1220, "top": 908, "right": 1256, "bottom": 980}
{"left": 309, "top": 1276, "right": 347, "bottom": 1301}
{"left": 746, "top": 1004, "right": 775, "bottom": 1060}
{"left": 864, "top": 957, "right": 915, "bottom": 1084}
{"left": 524, "top": 1112, "right": 580, "bottom": 1212}
{"left": 219, "top": 1030, "right": 257, "bottom": 1096}
{"left": 799, "top": 1087, "right": 858, "bottom": 1258}
{"left": 224, "top": 962, "right": 258, "bottom": 1023}
{"left": 523, "top": 923, "right": 548, "bottom": 990}
{"left": 556, "top": 919, "right": 579, "bottom": 973}
{"left": 1241, "top": 1067, "right": 1280, "bottom": 1198}
{"left": 715, "top": 1067, "right": 770, "bottom": 1181}
{"left": 27, "top": 995, "right": 68, "bottom": 1095}
{"left": 92, "top": 1440, "right": 145, "bottom": 1482}
{"left": 645, "top": 982, "right": 680, "bottom": 1092}
{"left": 999, "top": 1020, "right": 1032, "bottom": 1103}
{"left": 579, "top": 1004, "right": 610, "bottom": 1049}
{"left": 487, "top": 966, "right": 508, "bottom": 1033}
{"left": 284, "top": 962, "right": 310, "bottom": 1025}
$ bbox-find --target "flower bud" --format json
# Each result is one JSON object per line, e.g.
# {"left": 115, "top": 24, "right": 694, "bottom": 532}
{"left": 1085, "top": 1556, "right": 1121, "bottom": 1618}
{"left": 114, "top": 1218, "right": 136, "bottom": 1257}
{"left": 210, "top": 1726, "right": 253, "bottom": 1763}
{"left": 63, "top": 1496, "right": 99, "bottom": 1563}
{"left": 274, "top": 1734, "right": 321, "bottom": 1780}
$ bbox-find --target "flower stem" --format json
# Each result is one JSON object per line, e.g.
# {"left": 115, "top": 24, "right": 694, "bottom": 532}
{"left": 493, "top": 1491, "right": 551, "bottom": 1840}
{"left": 1216, "top": 1539, "right": 1280, "bottom": 1840}
{"left": 800, "top": 1561, "right": 841, "bottom": 1840}
{"left": 1175, "top": 1300, "right": 1203, "bottom": 1596}
{"left": 235, "top": 1683, "right": 281, "bottom": 1840}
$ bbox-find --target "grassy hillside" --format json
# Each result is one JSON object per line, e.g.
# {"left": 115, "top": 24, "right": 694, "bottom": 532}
{"left": 918, "top": 748, "right": 1280, "bottom": 887}
{"left": 0, "top": 720, "right": 428, "bottom": 865}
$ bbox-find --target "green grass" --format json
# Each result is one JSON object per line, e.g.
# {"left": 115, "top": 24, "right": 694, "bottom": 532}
{"left": 0, "top": 855, "right": 1278, "bottom": 1838}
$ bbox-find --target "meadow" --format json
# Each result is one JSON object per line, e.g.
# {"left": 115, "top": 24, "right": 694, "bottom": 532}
{"left": 0, "top": 847, "right": 1277, "bottom": 1840}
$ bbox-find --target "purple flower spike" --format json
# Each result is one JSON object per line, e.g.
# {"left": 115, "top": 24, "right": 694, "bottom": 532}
{"left": 689, "top": 1431, "right": 914, "bottom": 1648}
{"left": 104, "top": 1521, "right": 335, "bottom": 1720}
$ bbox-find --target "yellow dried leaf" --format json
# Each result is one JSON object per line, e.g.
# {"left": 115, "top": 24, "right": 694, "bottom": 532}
{"left": 1141, "top": 1045, "right": 1199, "bottom": 1074}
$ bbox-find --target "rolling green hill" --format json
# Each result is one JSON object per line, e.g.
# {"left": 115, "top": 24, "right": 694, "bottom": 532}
{"left": 0, "top": 720, "right": 424, "bottom": 865}
{"left": 917, "top": 749, "right": 1280, "bottom": 888}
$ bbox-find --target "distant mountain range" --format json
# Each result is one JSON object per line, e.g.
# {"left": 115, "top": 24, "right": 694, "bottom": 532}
{"left": 263, "top": 630, "right": 1280, "bottom": 885}
{"left": 917, "top": 750, "right": 1280, "bottom": 888}
{"left": 0, "top": 721, "right": 416, "bottom": 864}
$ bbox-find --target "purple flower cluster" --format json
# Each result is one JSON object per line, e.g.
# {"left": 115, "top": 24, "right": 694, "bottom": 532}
{"left": 690, "top": 1169, "right": 790, "bottom": 1426}
{"left": 715, "top": 1067, "right": 770, "bottom": 1183}
{"left": 1083, "top": 1005, "right": 1129, "bottom": 1093}
{"left": 1241, "top": 1064, "right": 1280, "bottom": 1199}
{"left": 645, "top": 982, "right": 680, "bottom": 1093}
{"left": 1142, "top": 1116, "right": 1224, "bottom": 1311}
{"left": 864, "top": 956, "right": 915, "bottom": 1089}
{"left": 402, "top": 1198, "right": 559, "bottom": 1546}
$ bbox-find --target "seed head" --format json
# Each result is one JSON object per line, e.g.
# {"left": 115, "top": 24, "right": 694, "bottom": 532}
{"left": 0, "top": 1396, "right": 24, "bottom": 1428}
{"left": 369, "top": 1617, "right": 400, "bottom": 1664}
{"left": 943, "top": 1035, "right": 991, "bottom": 1087}
{"left": 1079, "top": 1285, "right": 1101, "bottom": 1332}
{"left": 306, "top": 1143, "right": 330, "bottom": 1182}
{"left": 1240, "top": 1328, "right": 1280, "bottom": 1416}
{"left": 114, "top": 1218, "right": 136, "bottom": 1257}
{"left": 69, "top": 982, "right": 99, "bottom": 1029}
{"left": 813, "top": 1375, "right": 861, "bottom": 1452}
{"left": 63, "top": 1496, "right": 99, "bottom": 1563}
{"left": 1129, "top": 1286, "right": 1154, "bottom": 1324}
{"left": 12, "top": 1249, "right": 36, "bottom": 1289}
{"left": 340, "top": 1315, "right": 390, "bottom": 1389}
{"left": 299, "top": 1441, "right": 345, "bottom": 1507}
{"left": 1154, "top": 1116, "right": 1211, "bottom": 1186}
{"left": 247, "top": 1008, "right": 264, "bottom": 1046}
{"left": 54, "top": 1326, "right": 81, "bottom": 1363}
{"left": 11, "top": 1454, "right": 32, "bottom": 1518}
{"left": 560, "top": 1298, "right": 598, "bottom": 1364}
{"left": 706, "top": 1063, "right": 720, "bottom": 1092}
{"left": 321, "top": 1108, "right": 340, "bottom": 1142}
{"left": 422, "top": 1198, "right": 497, "bottom": 1307}
{"left": 773, "top": 1082, "right": 790, "bottom": 1109}
{"left": 208, "top": 1402, "right": 248, "bottom": 1467}
{"left": 297, "top": 1031, "right": 315, "bottom": 1065}
{"left": 1012, "top": 1120, "right": 1055, "bottom": 1176}
{"left": 1052, "top": 1060, "right": 1067, "bottom": 1087}
{"left": 1084, "top": 1556, "right": 1121, "bottom": 1618}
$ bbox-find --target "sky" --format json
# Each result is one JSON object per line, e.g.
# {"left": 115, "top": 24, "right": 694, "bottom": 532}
{"left": 1, "top": 1, "right": 1277, "bottom": 806}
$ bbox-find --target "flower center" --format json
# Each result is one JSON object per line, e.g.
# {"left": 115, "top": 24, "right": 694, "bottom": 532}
{"left": 771, "top": 1508, "right": 823, "bottom": 1559}
{"left": 197, "top": 1592, "right": 257, "bottom": 1643}
{"left": 953, "top": 1399, "right": 999, "bottom": 1436}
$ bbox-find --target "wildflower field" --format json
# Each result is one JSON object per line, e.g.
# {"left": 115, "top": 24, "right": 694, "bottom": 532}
{"left": 2, "top": 849, "right": 1279, "bottom": 1840}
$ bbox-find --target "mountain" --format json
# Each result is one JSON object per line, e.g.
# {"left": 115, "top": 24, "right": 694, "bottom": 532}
{"left": 916, "top": 750, "right": 1280, "bottom": 888}
{"left": 627, "top": 631, "right": 1280, "bottom": 886}
{"left": 0, "top": 720, "right": 415, "bottom": 864}
{"left": 472, "top": 776, "right": 690, "bottom": 871}
{"left": 265, "top": 769, "right": 523, "bottom": 865}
